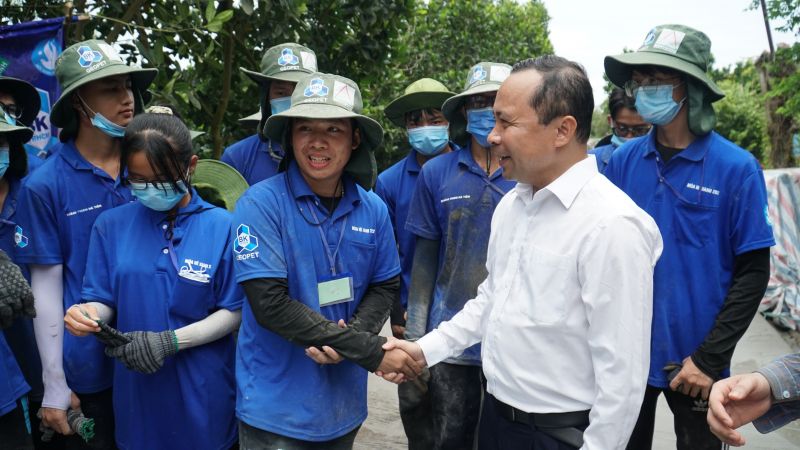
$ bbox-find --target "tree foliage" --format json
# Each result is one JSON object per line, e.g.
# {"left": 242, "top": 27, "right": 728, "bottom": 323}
{"left": 0, "top": 0, "right": 552, "bottom": 170}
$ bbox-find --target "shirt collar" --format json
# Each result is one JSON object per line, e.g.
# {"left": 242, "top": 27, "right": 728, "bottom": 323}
{"left": 643, "top": 129, "right": 713, "bottom": 162}
{"left": 457, "top": 141, "right": 504, "bottom": 180}
{"left": 405, "top": 151, "right": 422, "bottom": 174}
{"left": 286, "top": 160, "right": 360, "bottom": 221}
{"left": 58, "top": 140, "right": 94, "bottom": 171}
{"left": 538, "top": 156, "right": 598, "bottom": 209}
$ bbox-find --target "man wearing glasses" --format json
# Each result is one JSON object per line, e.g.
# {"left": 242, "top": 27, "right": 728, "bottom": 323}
{"left": 603, "top": 25, "right": 775, "bottom": 450}
{"left": 403, "top": 62, "right": 516, "bottom": 449}
{"left": 589, "top": 87, "right": 650, "bottom": 172}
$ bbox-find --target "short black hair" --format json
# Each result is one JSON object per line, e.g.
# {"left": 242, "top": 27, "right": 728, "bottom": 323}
{"left": 121, "top": 113, "right": 193, "bottom": 192}
{"left": 608, "top": 87, "right": 637, "bottom": 120}
{"left": 511, "top": 55, "right": 594, "bottom": 143}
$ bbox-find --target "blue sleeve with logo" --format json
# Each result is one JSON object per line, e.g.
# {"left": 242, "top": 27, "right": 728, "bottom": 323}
{"left": 81, "top": 219, "right": 115, "bottom": 306}
{"left": 231, "top": 190, "right": 287, "bottom": 282}
{"left": 730, "top": 165, "right": 776, "bottom": 255}
{"left": 405, "top": 166, "right": 441, "bottom": 240}
{"left": 15, "top": 183, "right": 62, "bottom": 265}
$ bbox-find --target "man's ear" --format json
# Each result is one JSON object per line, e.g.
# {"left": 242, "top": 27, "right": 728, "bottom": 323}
{"left": 606, "top": 115, "right": 613, "bottom": 127}
{"left": 554, "top": 115, "right": 577, "bottom": 148}
{"left": 352, "top": 126, "right": 361, "bottom": 150}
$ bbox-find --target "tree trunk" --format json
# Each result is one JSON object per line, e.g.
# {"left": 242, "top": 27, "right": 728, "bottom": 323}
{"left": 211, "top": 0, "right": 234, "bottom": 160}
{"left": 757, "top": 51, "right": 797, "bottom": 168}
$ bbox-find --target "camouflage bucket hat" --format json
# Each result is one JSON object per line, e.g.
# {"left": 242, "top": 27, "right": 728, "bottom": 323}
{"left": 0, "top": 77, "right": 41, "bottom": 127}
{"left": 384, "top": 78, "right": 455, "bottom": 128}
{"left": 604, "top": 24, "right": 724, "bottom": 102}
{"left": 264, "top": 72, "right": 384, "bottom": 189}
{"left": 51, "top": 39, "right": 158, "bottom": 128}
{"left": 442, "top": 62, "right": 512, "bottom": 141}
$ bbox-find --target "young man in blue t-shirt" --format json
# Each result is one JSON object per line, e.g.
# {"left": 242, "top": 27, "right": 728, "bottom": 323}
{"left": 603, "top": 25, "right": 775, "bottom": 450}
{"left": 232, "top": 72, "right": 421, "bottom": 449}
{"left": 16, "top": 39, "right": 156, "bottom": 448}
{"left": 404, "top": 62, "right": 516, "bottom": 449}
{"left": 221, "top": 43, "right": 317, "bottom": 185}
{"left": 375, "top": 77, "right": 457, "bottom": 449}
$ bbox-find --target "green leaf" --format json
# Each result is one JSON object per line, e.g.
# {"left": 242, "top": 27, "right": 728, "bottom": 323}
{"left": 205, "top": 1, "right": 217, "bottom": 23}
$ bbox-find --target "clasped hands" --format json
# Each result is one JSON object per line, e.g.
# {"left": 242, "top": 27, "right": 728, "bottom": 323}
{"left": 302, "top": 320, "right": 426, "bottom": 383}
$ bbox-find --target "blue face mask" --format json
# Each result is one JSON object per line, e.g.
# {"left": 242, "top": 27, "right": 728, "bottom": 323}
{"left": 78, "top": 94, "right": 126, "bottom": 138}
{"left": 466, "top": 107, "right": 495, "bottom": 148}
{"left": 0, "top": 147, "right": 9, "bottom": 178}
{"left": 130, "top": 181, "right": 188, "bottom": 212}
{"left": 270, "top": 96, "right": 292, "bottom": 116}
{"left": 408, "top": 125, "right": 449, "bottom": 156}
{"left": 634, "top": 84, "right": 685, "bottom": 126}
{"left": 2, "top": 111, "right": 15, "bottom": 126}
{"left": 611, "top": 133, "right": 630, "bottom": 148}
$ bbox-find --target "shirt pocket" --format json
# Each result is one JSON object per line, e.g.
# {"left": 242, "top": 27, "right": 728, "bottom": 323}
{"left": 343, "top": 240, "right": 377, "bottom": 290}
{"left": 519, "top": 247, "right": 571, "bottom": 325}
{"left": 170, "top": 277, "right": 213, "bottom": 323}
{"left": 672, "top": 199, "right": 718, "bottom": 248}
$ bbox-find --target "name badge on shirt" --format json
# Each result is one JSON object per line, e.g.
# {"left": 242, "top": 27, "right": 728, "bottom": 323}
{"left": 318, "top": 272, "right": 354, "bottom": 307}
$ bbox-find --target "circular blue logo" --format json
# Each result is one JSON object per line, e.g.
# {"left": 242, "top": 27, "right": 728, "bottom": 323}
{"left": 31, "top": 38, "right": 61, "bottom": 76}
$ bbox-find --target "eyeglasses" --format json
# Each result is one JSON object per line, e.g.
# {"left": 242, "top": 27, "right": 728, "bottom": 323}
{"left": 0, "top": 102, "right": 22, "bottom": 121}
{"left": 465, "top": 94, "right": 496, "bottom": 110}
{"left": 612, "top": 124, "right": 652, "bottom": 137}
{"left": 125, "top": 178, "right": 184, "bottom": 192}
{"left": 623, "top": 77, "right": 683, "bottom": 97}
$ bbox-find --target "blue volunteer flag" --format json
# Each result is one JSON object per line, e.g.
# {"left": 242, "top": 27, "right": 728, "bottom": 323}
{"left": 0, "top": 17, "right": 65, "bottom": 159}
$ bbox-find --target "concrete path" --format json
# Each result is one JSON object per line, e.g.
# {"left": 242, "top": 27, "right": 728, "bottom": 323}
{"left": 355, "top": 313, "right": 800, "bottom": 449}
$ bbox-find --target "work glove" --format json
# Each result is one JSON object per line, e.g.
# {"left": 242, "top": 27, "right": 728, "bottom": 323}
{"left": 94, "top": 319, "right": 132, "bottom": 348}
{"left": 0, "top": 249, "right": 35, "bottom": 329}
{"left": 105, "top": 330, "right": 178, "bottom": 374}
{"left": 39, "top": 408, "right": 95, "bottom": 442}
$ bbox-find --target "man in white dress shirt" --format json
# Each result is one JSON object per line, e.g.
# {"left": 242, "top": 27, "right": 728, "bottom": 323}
{"left": 380, "top": 55, "right": 664, "bottom": 449}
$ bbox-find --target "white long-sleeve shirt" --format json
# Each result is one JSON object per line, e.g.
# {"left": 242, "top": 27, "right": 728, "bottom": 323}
{"left": 418, "top": 156, "right": 663, "bottom": 450}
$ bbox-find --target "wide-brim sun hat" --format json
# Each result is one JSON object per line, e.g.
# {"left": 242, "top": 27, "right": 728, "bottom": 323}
{"left": 0, "top": 77, "right": 41, "bottom": 127}
{"left": 238, "top": 110, "right": 261, "bottom": 127}
{"left": 384, "top": 78, "right": 454, "bottom": 128}
{"left": 51, "top": 39, "right": 157, "bottom": 129}
{"left": 192, "top": 159, "right": 249, "bottom": 211}
{"left": 264, "top": 72, "right": 383, "bottom": 189}
{"left": 604, "top": 24, "right": 724, "bottom": 102}
{"left": 442, "top": 62, "right": 512, "bottom": 143}
{"left": 0, "top": 117, "right": 34, "bottom": 143}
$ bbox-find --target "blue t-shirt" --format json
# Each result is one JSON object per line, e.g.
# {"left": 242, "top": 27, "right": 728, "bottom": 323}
{"left": 81, "top": 191, "right": 242, "bottom": 450}
{"left": 604, "top": 131, "right": 776, "bottom": 387}
{"left": 405, "top": 145, "right": 515, "bottom": 365}
{"left": 1, "top": 175, "right": 44, "bottom": 402}
{"left": 232, "top": 161, "right": 400, "bottom": 441}
{"left": 220, "top": 134, "right": 283, "bottom": 186}
{"left": 0, "top": 332, "right": 29, "bottom": 417}
{"left": 15, "top": 140, "right": 133, "bottom": 393}
{"left": 588, "top": 143, "right": 617, "bottom": 173}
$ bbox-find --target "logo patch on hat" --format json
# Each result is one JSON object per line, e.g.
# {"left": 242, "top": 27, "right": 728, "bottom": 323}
{"left": 300, "top": 51, "right": 317, "bottom": 71}
{"left": 643, "top": 29, "right": 657, "bottom": 47}
{"left": 490, "top": 65, "right": 510, "bottom": 83}
{"left": 76, "top": 45, "right": 103, "bottom": 68}
{"left": 278, "top": 48, "right": 300, "bottom": 66}
{"left": 469, "top": 66, "right": 487, "bottom": 84}
{"left": 653, "top": 29, "right": 686, "bottom": 55}
{"left": 333, "top": 80, "right": 355, "bottom": 108}
{"left": 304, "top": 78, "right": 329, "bottom": 97}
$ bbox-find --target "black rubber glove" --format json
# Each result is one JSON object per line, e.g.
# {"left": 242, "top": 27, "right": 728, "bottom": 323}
{"left": 0, "top": 249, "right": 35, "bottom": 329}
{"left": 105, "top": 330, "right": 178, "bottom": 374}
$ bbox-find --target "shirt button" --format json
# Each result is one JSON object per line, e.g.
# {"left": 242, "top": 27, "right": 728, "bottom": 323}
{"left": 783, "top": 390, "right": 791, "bottom": 399}
{"left": 162, "top": 248, "right": 169, "bottom": 254}
{"left": 162, "top": 224, "right": 168, "bottom": 230}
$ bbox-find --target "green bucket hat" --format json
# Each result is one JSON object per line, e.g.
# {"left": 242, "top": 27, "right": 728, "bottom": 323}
{"left": 264, "top": 72, "right": 384, "bottom": 189}
{"left": 51, "top": 39, "right": 157, "bottom": 129}
{"left": 604, "top": 25, "right": 724, "bottom": 102}
{"left": 0, "top": 110, "right": 34, "bottom": 144}
{"left": 442, "top": 62, "right": 512, "bottom": 143}
{"left": 192, "top": 159, "right": 249, "bottom": 212}
{"left": 241, "top": 43, "right": 318, "bottom": 142}
{"left": 0, "top": 77, "right": 41, "bottom": 127}
{"left": 384, "top": 78, "right": 455, "bottom": 128}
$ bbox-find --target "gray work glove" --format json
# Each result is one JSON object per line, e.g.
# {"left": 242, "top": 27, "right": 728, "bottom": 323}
{"left": 104, "top": 330, "right": 178, "bottom": 374}
{"left": 94, "top": 319, "right": 132, "bottom": 348}
{"left": 0, "top": 249, "right": 35, "bottom": 329}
